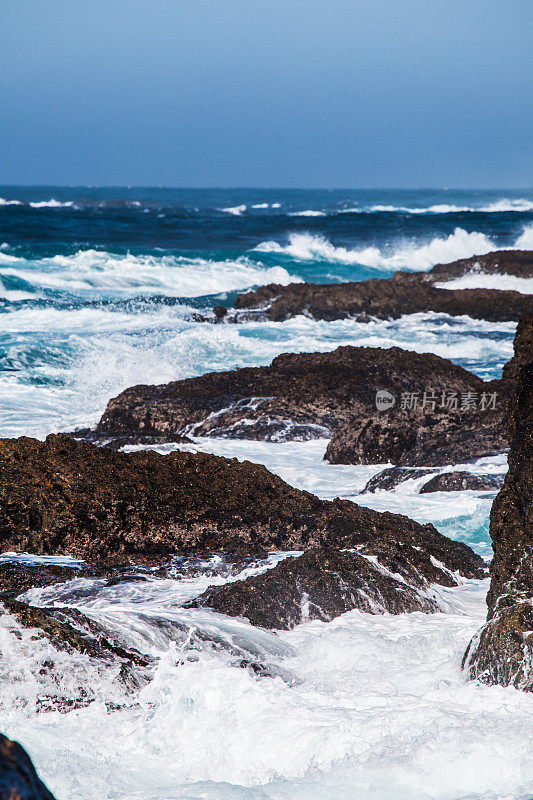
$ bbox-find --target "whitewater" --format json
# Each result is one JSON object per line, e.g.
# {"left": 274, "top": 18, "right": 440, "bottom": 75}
{"left": 0, "top": 187, "right": 532, "bottom": 800}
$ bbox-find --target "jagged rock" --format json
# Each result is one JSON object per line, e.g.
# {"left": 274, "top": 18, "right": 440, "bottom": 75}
{"left": 361, "top": 467, "right": 435, "bottom": 493}
{"left": 188, "top": 534, "right": 485, "bottom": 630}
{"left": 326, "top": 314, "right": 533, "bottom": 467}
{"left": 463, "top": 360, "right": 533, "bottom": 690}
{"left": 0, "top": 434, "right": 480, "bottom": 563}
{"left": 424, "top": 250, "right": 533, "bottom": 283}
{"left": 234, "top": 250, "right": 533, "bottom": 322}
{"left": 95, "top": 345, "right": 484, "bottom": 442}
{"left": 326, "top": 404, "right": 507, "bottom": 467}
{"left": 0, "top": 732, "right": 56, "bottom": 800}
{"left": 419, "top": 471, "right": 505, "bottom": 493}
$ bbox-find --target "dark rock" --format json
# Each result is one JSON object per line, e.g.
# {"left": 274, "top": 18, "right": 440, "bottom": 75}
{"left": 234, "top": 250, "right": 533, "bottom": 322}
{"left": 361, "top": 467, "right": 436, "bottom": 493}
{"left": 0, "top": 433, "right": 484, "bottom": 574}
{"left": 0, "top": 732, "right": 56, "bottom": 800}
{"left": 1, "top": 598, "right": 150, "bottom": 669}
{"left": 463, "top": 360, "right": 533, "bottom": 690}
{"left": 189, "top": 536, "right": 485, "bottom": 630}
{"left": 419, "top": 471, "right": 505, "bottom": 493}
{"left": 326, "top": 313, "right": 533, "bottom": 467}
{"left": 95, "top": 345, "right": 484, "bottom": 442}
{"left": 326, "top": 405, "right": 507, "bottom": 467}
{"left": 425, "top": 250, "right": 533, "bottom": 283}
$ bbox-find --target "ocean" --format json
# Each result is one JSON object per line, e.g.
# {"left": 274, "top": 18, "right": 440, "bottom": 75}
{"left": 0, "top": 186, "right": 532, "bottom": 800}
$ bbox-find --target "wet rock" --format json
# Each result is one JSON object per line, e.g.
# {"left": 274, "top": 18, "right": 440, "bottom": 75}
{"left": 189, "top": 536, "right": 485, "bottom": 630}
{"left": 419, "top": 471, "right": 505, "bottom": 493}
{"left": 361, "top": 467, "right": 435, "bottom": 493}
{"left": 95, "top": 345, "right": 483, "bottom": 442}
{"left": 326, "top": 405, "right": 507, "bottom": 467}
{"left": 0, "top": 598, "right": 150, "bottom": 669}
{"left": 234, "top": 250, "right": 533, "bottom": 322}
{"left": 0, "top": 732, "right": 56, "bottom": 800}
{"left": 0, "top": 434, "right": 484, "bottom": 573}
{"left": 463, "top": 360, "right": 533, "bottom": 690}
{"left": 326, "top": 313, "right": 533, "bottom": 467}
{"left": 425, "top": 250, "right": 533, "bottom": 283}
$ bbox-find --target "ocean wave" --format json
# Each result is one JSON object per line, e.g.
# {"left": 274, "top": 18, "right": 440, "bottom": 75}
{"left": 364, "top": 199, "right": 533, "bottom": 214}
{"left": 253, "top": 227, "right": 506, "bottom": 271}
{"left": 220, "top": 204, "right": 247, "bottom": 215}
{"left": 288, "top": 210, "right": 327, "bottom": 217}
{"left": 0, "top": 249, "right": 300, "bottom": 298}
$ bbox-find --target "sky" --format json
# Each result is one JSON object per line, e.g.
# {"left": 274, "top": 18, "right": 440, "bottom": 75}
{"left": 1, "top": 0, "right": 532, "bottom": 188}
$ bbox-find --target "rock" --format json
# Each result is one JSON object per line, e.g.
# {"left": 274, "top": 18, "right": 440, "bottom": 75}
{"left": 0, "top": 732, "right": 56, "bottom": 800}
{"left": 234, "top": 251, "right": 533, "bottom": 322}
{"left": 326, "top": 404, "right": 507, "bottom": 467}
{"left": 95, "top": 345, "right": 484, "bottom": 442}
{"left": 188, "top": 534, "right": 485, "bottom": 630}
{"left": 463, "top": 361, "right": 533, "bottom": 690}
{"left": 500, "top": 312, "right": 533, "bottom": 388}
{"left": 425, "top": 250, "right": 533, "bottom": 283}
{"left": 419, "top": 471, "right": 505, "bottom": 493}
{"left": 0, "top": 432, "right": 484, "bottom": 571}
{"left": 326, "top": 313, "right": 533, "bottom": 467}
{"left": 361, "top": 467, "right": 436, "bottom": 493}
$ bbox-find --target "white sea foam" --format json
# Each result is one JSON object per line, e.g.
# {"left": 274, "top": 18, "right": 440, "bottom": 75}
{"left": 28, "top": 199, "right": 76, "bottom": 209}
{"left": 251, "top": 203, "right": 269, "bottom": 209}
{"left": 515, "top": 223, "right": 533, "bottom": 249}
{"left": 366, "top": 199, "right": 533, "bottom": 214}
{"left": 0, "top": 197, "right": 22, "bottom": 206}
{"left": 0, "top": 249, "right": 300, "bottom": 298}
{"left": 436, "top": 273, "right": 533, "bottom": 293}
{"left": 254, "top": 228, "right": 498, "bottom": 271}
{"left": 221, "top": 204, "right": 247, "bottom": 215}
{"left": 288, "top": 210, "right": 326, "bottom": 217}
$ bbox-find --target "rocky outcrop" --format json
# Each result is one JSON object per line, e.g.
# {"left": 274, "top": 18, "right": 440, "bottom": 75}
{"left": 325, "top": 404, "right": 507, "bottom": 467}
{"left": 419, "top": 472, "right": 504, "bottom": 493}
{"left": 189, "top": 531, "right": 484, "bottom": 629}
{"left": 424, "top": 250, "right": 533, "bottom": 283}
{"left": 95, "top": 345, "right": 484, "bottom": 442}
{"left": 0, "top": 434, "right": 484, "bottom": 566}
{"left": 463, "top": 360, "right": 533, "bottom": 690}
{"left": 361, "top": 467, "right": 435, "bottom": 493}
{"left": 234, "top": 251, "right": 533, "bottom": 322}
{"left": 0, "top": 733, "right": 56, "bottom": 800}
{"left": 326, "top": 313, "right": 533, "bottom": 467}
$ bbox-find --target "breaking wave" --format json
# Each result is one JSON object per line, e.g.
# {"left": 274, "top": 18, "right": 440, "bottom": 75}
{"left": 0, "top": 249, "right": 300, "bottom": 299}
{"left": 254, "top": 226, "right": 533, "bottom": 271}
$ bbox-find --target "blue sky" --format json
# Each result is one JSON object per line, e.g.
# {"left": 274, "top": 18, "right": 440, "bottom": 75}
{"left": 1, "top": 0, "right": 532, "bottom": 187}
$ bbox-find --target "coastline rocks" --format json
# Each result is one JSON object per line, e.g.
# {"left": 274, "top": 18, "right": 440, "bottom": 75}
{"left": 0, "top": 433, "right": 477, "bottom": 561}
{"left": 0, "top": 733, "right": 56, "bottom": 800}
{"left": 188, "top": 533, "right": 485, "bottom": 630}
{"left": 361, "top": 467, "right": 435, "bottom": 493}
{"left": 463, "top": 361, "right": 533, "bottom": 690}
{"left": 419, "top": 472, "right": 505, "bottom": 493}
{"left": 95, "top": 345, "right": 484, "bottom": 443}
{"left": 325, "top": 404, "right": 507, "bottom": 467}
{"left": 326, "top": 313, "right": 533, "bottom": 467}
{"left": 234, "top": 250, "right": 533, "bottom": 322}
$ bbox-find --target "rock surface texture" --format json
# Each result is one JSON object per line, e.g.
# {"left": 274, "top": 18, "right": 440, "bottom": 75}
{"left": 325, "top": 314, "right": 533, "bottom": 467}
{"left": 234, "top": 251, "right": 533, "bottom": 322}
{"left": 0, "top": 434, "right": 483, "bottom": 566}
{"left": 96, "top": 345, "right": 485, "bottom": 443}
{"left": 189, "top": 533, "right": 484, "bottom": 629}
{"left": 463, "top": 360, "right": 533, "bottom": 690}
{"left": 0, "top": 733, "right": 56, "bottom": 800}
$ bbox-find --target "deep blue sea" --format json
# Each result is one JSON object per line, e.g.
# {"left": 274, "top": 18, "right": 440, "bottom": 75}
{"left": 1, "top": 187, "right": 533, "bottom": 799}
